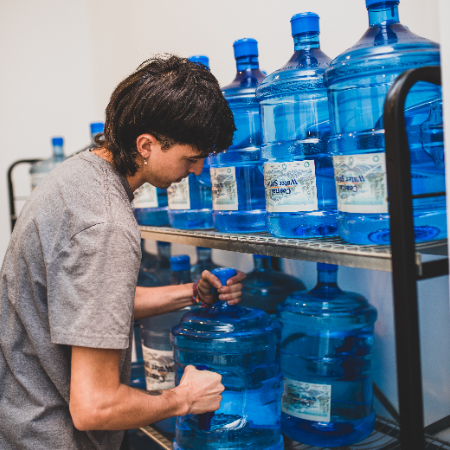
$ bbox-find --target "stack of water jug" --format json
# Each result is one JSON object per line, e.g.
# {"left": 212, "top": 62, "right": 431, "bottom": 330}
{"left": 134, "top": 0, "right": 445, "bottom": 246}
{"left": 133, "top": 0, "right": 442, "bottom": 448}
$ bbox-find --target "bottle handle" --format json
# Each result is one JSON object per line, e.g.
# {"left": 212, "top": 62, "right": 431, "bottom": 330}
{"left": 196, "top": 365, "right": 214, "bottom": 431}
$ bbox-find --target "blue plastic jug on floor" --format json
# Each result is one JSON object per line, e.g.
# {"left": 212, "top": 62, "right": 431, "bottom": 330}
{"left": 209, "top": 39, "right": 267, "bottom": 233}
{"left": 256, "top": 13, "right": 337, "bottom": 239}
{"left": 171, "top": 268, "right": 284, "bottom": 450}
{"left": 277, "top": 263, "right": 377, "bottom": 447}
{"left": 325, "top": 0, "right": 445, "bottom": 245}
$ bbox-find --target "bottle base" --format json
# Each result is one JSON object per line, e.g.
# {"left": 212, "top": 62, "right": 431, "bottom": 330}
{"left": 168, "top": 209, "right": 213, "bottom": 230}
{"left": 173, "top": 434, "right": 284, "bottom": 450}
{"left": 281, "top": 411, "right": 375, "bottom": 448}
{"left": 134, "top": 208, "right": 170, "bottom": 226}
{"left": 213, "top": 210, "right": 267, "bottom": 233}
{"left": 337, "top": 208, "right": 447, "bottom": 245}
{"left": 267, "top": 211, "right": 338, "bottom": 238}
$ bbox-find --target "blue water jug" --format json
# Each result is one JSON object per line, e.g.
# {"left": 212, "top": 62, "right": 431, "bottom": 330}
{"left": 241, "top": 255, "right": 306, "bottom": 315}
{"left": 30, "top": 137, "right": 66, "bottom": 190}
{"left": 325, "top": 0, "right": 445, "bottom": 245}
{"left": 277, "top": 263, "right": 377, "bottom": 447}
{"left": 140, "top": 255, "right": 196, "bottom": 434}
{"left": 256, "top": 13, "right": 337, "bottom": 238}
{"left": 188, "top": 55, "right": 210, "bottom": 68}
{"left": 171, "top": 268, "right": 284, "bottom": 450}
{"left": 190, "top": 247, "right": 220, "bottom": 281}
{"left": 133, "top": 183, "right": 170, "bottom": 227}
{"left": 209, "top": 39, "right": 267, "bottom": 233}
{"left": 168, "top": 161, "right": 213, "bottom": 230}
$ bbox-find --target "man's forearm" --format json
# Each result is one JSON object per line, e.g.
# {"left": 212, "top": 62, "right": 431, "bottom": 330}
{"left": 72, "top": 382, "right": 189, "bottom": 431}
{"left": 134, "top": 284, "right": 194, "bottom": 320}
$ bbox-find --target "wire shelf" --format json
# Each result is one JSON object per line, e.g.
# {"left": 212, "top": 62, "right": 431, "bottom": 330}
{"left": 140, "top": 226, "right": 447, "bottom": 272}
{"left": 140, "top": 417, "right": 450, "bottom": 450}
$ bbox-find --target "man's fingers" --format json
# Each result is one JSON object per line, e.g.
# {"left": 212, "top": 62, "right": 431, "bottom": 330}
{"left": 218, "top": 283, "right": 243, "bottom": 294}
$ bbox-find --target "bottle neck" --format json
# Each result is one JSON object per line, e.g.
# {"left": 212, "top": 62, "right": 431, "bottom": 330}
{"left": 368, "top": 2, "right": 400, "bottom": 27}
{"left": 157, "top": 243, "right": 171, "bottom": 265}
{"left": 316, "top": 269, "right": 338, "bottom": 287}
{"left": 253, "top": 257, "right": 271, "bottom": 270}
{"left": 197, "top": 248, "right": 212, "bottom": 263}
{"left": 171, "top": 269, "right": 192, "bottom": 285}
{"left": 236, "top": 55, "right": 259, "bottom": 72}
{"left": 293, "top": 32, "right": 320, "bottom": 51}
{"left": 52, "top": 145, "right": 64, "bottom": 158}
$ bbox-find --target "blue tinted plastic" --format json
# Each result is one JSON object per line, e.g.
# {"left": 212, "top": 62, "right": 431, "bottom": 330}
{"left": 233, "top": 38, "right": 259, "bottom": 58}
{"left": 366, "top": 0, "right": 399, "bottom": 7}
{"left": 256, "top": 16, "right": 337, "bottom": 238}
{"left": 290, "top": 12, "right": 320, "bottom": 35}
{"left": 241, "top": 255, "right": 306, "bottom": 314}
{"left": 188, "top": 55, "right": 209, "bottom": 68}
{"left": 277, "top": 264, "right": 377, "bottom": 447}
{"left": 171, "top": 271, "right": 284, "bottom": 450}
{"left": 140, "top": 253, "right": 195, "bottom": 435}
{"left": 133, "top": 184, "right": 170, "bottom": 226}
{"left": 90, "top": 122, "right": 104, "bottom": 135}
{"left": 324, "top": 1, "right": 445, "bottom": 245}
{"left": 30, "top": 138, "right": 66, "bottom": 190}
{"left": 190, "top": 247, "right": 220, "bottom": 281}
{"left": 209, "top": 39, "right": 267, "bottom": 233}
{"left": 170, "top": 255, "right": 191, "bottom": 272}
{"left": 168, "top": 162, "right": 213, "bottom": 229}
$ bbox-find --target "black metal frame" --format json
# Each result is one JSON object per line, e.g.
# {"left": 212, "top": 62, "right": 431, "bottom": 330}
{"left": 7, "top": 159, "right": 43, "bottom": 231}
{"left": 384, "top": 65, "right": 448, "bottom": 450}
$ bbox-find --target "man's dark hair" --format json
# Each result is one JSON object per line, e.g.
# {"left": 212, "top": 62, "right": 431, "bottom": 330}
{"left": 97, "top": 54, "right": 236, "bottom": 176}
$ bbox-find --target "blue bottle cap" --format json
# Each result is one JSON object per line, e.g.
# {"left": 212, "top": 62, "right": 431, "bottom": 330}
{"left": 291, "top": 12, "right": 320, "bottom": 36}
{"left": 212, "top": 268, "right": 237, "bottom": 286}
{"left": 170, "top": 255, "right": 190, "bottom": 272}
{"left": 366, "top": 0, "right": 399, "bottom": 8}
{"left": 90, "top": 122, "right": 104, "bottom": 134}
{"left": 317, "top": 263, "right": 338, "bottom": 272}
{"left": 188, "top": 55, "right": 210, "bottom": 68}
{"left": 253, "top": 254, "right": 270, "bottom": 259}
{"left": 233, "top": 38, "right": 258, "bottom": 59}
{"left": 52, "top": 137, "right": 64, "bottom": 146}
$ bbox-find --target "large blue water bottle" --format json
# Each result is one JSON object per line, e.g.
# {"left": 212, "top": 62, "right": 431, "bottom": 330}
{"left": 168, "top": 162, "right": 213, "bottom": 230}
{"left": 325, "top": 0, "right": 445, "bottom": 245}
{"left": 277, "top": 263, "right": 377, "bottom": 447}
{"left": 133, "top": 183, "right": 169, "bottom": 226}
{"left": 256, "top": 13, "right": 337, "bottom": 238}
{"left": 140, "top": 255, "right": 196, "bottom": 434}
{"left": 190, "top": 247, "right": 220, "bottom": 281}
{"left": 171, "top": 268, "right": 284, "bottom": 450}
{"left": 30, "top": 137, "right": 66, "bottom": 190}
{"left": 209, "top": 39, "right": 267, "bottom": 233}
{"left": 241, "top": 255, "right": 305, "bottom": 315}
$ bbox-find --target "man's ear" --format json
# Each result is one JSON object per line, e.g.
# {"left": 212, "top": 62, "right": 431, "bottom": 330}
{"left": 136, "top": 134, "right": 159, "bottom": 160}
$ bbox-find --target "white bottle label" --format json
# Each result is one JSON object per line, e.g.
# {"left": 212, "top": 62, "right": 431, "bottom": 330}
{"left": 282, "top": 378, "right": 332, "bottom": 423}
{"left": 167, "top": 177, "right": 190, "bottom": 210}
{"left": 263, "top": 161, "right": 318, "bottom": 212}
{"left": 133, "top": 183, "right": 159, "bottom": 209}
{"left": 210, "top": 166, "right": 239, "bottom": 211}
{"left": 30, "top": 172, "right": 47, "bottom": 191}
{"left": 142, "top": 345, "right": 175, "bottom": 391}
{"left": 332, "top": 153, "right": 388, "bottom": 214}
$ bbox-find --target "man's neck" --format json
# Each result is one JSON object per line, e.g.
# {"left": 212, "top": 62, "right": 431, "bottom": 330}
{"left": 92, "top": 148, "right": 145, "bottom": 192}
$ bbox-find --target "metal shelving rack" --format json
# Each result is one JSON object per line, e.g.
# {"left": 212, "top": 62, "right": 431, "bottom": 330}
{"left": 138, "top": 66, "right": 449, "bottom": 450}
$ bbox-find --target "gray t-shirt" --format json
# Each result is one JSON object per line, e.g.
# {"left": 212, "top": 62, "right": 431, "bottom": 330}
{"left": 0, "top": 150, "right": 141, "bottom": 450}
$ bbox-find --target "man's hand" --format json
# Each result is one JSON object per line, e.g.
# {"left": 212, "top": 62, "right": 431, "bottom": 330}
{"left": 175, "top": 365, "right": 224, "bottom": 415}
{"left": 197, "top": 270, "right": 246, "bottom": 306}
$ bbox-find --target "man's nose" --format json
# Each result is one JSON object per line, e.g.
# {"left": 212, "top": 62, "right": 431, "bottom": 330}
{"left": 191, "top": 159, "right": 205, "bottom": 176}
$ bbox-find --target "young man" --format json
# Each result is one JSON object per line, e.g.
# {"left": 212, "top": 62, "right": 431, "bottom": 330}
{"left": 0, "top": 55, "right": 242, "bottom": 450}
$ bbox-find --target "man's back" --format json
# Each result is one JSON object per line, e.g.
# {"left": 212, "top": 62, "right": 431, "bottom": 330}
{"left": 0, "top": 151, "right": 140, "bottom": 450}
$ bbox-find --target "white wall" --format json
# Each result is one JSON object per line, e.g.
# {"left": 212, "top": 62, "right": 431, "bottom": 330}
{"left": 1, "top": 0, "right": 448, "bottom": 434}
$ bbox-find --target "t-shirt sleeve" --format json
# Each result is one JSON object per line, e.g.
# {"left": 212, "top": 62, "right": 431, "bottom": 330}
{"left": 47, "top": 222, "right": 141, "bottom": 348}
